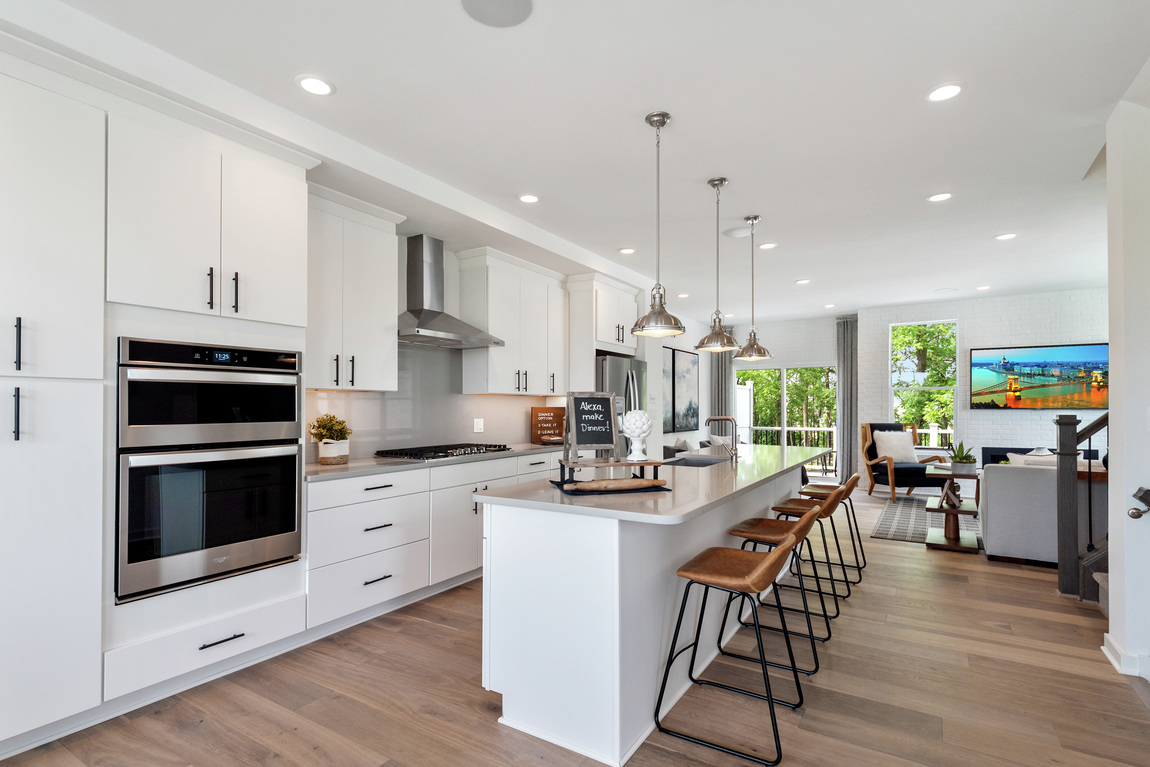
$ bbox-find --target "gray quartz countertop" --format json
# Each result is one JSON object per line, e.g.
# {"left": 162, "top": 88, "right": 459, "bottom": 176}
{"left": 473, "top": 445, "right": 828, "bottom": 525}
{"left": 304, "top": 442, "right": 564, "bottom": 482}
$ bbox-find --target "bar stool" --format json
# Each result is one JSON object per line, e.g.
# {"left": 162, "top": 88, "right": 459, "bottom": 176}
{"left": 654, "top": 535, "right": 800, "bottom": 767}
{"left": 800, "top": 472, "right": 865, "bottom": 573}
{"left": 772, "top": 485, "right": 855, "bottom": 604}
{"left": 726, "top": 504, "right": 836, "bottom": 674}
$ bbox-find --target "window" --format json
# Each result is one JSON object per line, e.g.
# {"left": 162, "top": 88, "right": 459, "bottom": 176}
{"left": 890, "top": 321, "right": 957, "bottom": 447}
{"left": 736, "top": 367, "right": 836, "bottom": 453}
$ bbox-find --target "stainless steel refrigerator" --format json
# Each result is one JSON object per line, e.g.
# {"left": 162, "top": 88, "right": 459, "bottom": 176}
{"left": 597, "top": 355, "right": 647, "bottom": 457}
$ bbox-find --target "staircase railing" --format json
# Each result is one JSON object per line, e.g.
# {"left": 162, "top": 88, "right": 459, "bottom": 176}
{"left": 1055, "top": 411, "right": 1108, "bottom": 597}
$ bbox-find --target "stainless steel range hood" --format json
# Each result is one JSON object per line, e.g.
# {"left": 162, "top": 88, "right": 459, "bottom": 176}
{"left": 398, "top": 235, "right": 505, "bottom": 349}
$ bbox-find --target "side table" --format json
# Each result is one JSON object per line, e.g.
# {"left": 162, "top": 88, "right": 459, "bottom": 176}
{"left": 924, "top": 464, "right": 981, "bottom": 553}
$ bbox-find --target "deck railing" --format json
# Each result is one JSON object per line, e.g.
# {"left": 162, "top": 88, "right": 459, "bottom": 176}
{"left": 748, "top": 426, "right": 835, "bottom": 473}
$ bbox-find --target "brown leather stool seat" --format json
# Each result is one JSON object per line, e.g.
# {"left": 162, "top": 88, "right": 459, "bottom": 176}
{"left": 654, "top": 535, "right": 800, "bottom": 766}
{"left": 800, "top": 472, "right": 866, "bottom": 573}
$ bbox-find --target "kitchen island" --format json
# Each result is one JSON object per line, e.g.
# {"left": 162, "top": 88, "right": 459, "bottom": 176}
{"left": 474, "top": 444, "right": 827, "bottom": 767}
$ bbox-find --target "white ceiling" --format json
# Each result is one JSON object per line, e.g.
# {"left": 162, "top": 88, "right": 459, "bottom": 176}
{"left": 49, "top": 0, "right": 1150, "bottom": 325}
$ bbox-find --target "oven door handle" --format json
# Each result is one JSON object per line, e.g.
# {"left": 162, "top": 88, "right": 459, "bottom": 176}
{"left": 125, "top": 444, "right": 299, "bottom": 468}
{"left": 124, "top": 367, "right": 298, "bottom": 386}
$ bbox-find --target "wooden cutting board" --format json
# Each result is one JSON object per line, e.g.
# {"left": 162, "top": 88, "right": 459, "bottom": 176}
{"left": 562, "top": 478, "right": 666, "bottom": 492}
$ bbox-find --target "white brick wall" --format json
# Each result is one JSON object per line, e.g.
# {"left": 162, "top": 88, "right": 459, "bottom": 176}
{"left": 857, "top": 287, "right": 1109, "bottom": 473}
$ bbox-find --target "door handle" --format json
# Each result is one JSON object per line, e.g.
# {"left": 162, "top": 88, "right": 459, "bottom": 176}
{"left": 551, "top": 372, "right": 555, "bottom": 393}
{"left": 206, "top": 267, "right": 215, "bottom": 310}
{"left": 334, "top": 354, "right": 340, "bottom": 386}
{"left": 515, "top": 369, "right": 521, "bottom": 392}
{"left": 524, "top": 369, "right": 528, "bottom": 391}
{"left": 12, "top": 387, "right": 19, "bottom": 441}
{"left": 13, "top": 317, "right": 21, "bottom": 371}
{"left": 232, "top": 271, "right": 240, "bottom": 313}
{"left": 349, "top": 355, "right": 355, "bottom": 387}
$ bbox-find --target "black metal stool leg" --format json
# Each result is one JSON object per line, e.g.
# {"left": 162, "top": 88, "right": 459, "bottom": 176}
{"left": 828, "top": 516, "right": 861, "bottom": 585}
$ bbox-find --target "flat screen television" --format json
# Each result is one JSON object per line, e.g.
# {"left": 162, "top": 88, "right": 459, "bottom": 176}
{"left": 970, "top": 343, "right": 1108, "bottom": 410}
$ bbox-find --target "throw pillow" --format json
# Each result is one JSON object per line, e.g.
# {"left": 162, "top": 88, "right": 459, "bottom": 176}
{"left": 674, "top": 437, "right": 691, "bottom": 452}
{"left": 872, "top": 430, "right": 918, "bottom": 463}
{"left": 710, "top": 434, "right": 731, "bottom": 447}
{"left": 1007, "top": 452, "right": 1058, "bottom": 467}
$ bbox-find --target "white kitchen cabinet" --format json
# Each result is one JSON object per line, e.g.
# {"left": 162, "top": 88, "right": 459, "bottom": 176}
{"left": 594, "top": 282, "right": 639, "bottom": 352}
{"left": 0, "top": 73, "right": 105, "bottom": 380}
{"left": 429, "top": 457, "right": 519, "bottom": 584}
{"left": 458, "top": 249, "right": 565, "bottom": 396}
{"left": 547, "top": 283, "right": 569, "bottom": 395}
{"left": 0, "top": 378, "right": 103, "bottom": 740}
{"left": 306, "top": 196, "right": 401, "bottom": 391}
{"left": 107, "top": 112, "right": 308, "bottom": 326}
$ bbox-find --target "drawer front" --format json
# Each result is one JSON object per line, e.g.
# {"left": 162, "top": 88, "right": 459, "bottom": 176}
{"left": 307, "top": 468, "right": 429, "bottom": 511}
{"left": 307, "top": 492, "right": 429, "bottom": 569}
{"left": 517, "top": 453, "right": 553, "bottom": 475}
{"left": 104, "top": 594, "right": 305, "bottom": 700}
{"left": 306, "top": 539, "right": 430, "bottom": 628}
{"left": 517, "top": 470, "right": 550, "bottom": 484}
{"left": 430, "top": 456, "right": 517, "bottom": 490}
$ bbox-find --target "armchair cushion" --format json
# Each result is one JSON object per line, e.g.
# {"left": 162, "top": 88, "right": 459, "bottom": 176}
{"left": 873, "top": 431, "right": 918, "bottom": 463}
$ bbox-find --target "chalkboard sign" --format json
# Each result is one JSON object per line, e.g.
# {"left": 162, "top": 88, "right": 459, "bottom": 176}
{"left": 531, "top": 407, "right": 565, "bottom": 444}
{"left": 564, "top": 391, "right": 619, "bottom": 462}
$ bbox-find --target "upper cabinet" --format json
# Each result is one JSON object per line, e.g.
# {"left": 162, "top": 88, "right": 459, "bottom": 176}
{"left": 458, "top": 249, "right": 567, "bottom": 396}
{"left": 306, "top": 193, "right": 404, "bottom": 391}
{"left": 0, "top": 74, "right": 105, "bottom": 380}
{"left": 593, "top": 282, "right": 639, "bottom": 352}
{"left": 106, "top": 113, "right": 308, "bottom": 326}
{"left": 566, "top": 275, "right": 643, "bottom": 391}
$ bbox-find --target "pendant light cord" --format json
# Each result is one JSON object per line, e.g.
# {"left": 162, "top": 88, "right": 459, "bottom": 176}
{"left": 749, "top": 218, "right": 756, "bottom": 330}
{"left": 715, "top": 183, "right": 721, "bottom": 314}
{"left": 654, "top": 125, "right": 662, "bottom": 289}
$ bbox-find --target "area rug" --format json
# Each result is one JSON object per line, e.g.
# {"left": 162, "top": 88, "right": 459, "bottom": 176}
{"left": 870, "top": 496, "right": 982, "bottom": 547}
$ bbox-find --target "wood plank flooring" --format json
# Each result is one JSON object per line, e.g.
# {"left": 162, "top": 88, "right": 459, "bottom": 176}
{"left": 7, "top": 491, "right": 1150, "bottom": 767}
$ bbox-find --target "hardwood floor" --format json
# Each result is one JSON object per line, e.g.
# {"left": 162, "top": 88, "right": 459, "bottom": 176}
{"left": 8, "top": 491, "right": 1149, "bottom": 767}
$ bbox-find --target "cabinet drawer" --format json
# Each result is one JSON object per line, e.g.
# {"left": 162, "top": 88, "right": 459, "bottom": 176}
{"left": 307, "top": 492, "right": 429, "bottom": 569}
{"left": 306, "top": 539, "right": 430, "bottom": 628}
{"left": 307, "top": 468, "right": 429, "bottom": 511}
{"left": 104, "top": 594, "right": 305, "bottom": 700}
{"left": 517, "top": 453, "right": 554, "bottom": 475}
{"left": 430, "top": 457, "right": 517, "bottom": 490}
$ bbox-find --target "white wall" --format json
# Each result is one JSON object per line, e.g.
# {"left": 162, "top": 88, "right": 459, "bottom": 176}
{"left": 639, "top": 315, "right": 714, "bottom": 451}
{"left": 731, "top": 315, "right": 838, "bottom": 370}
{"left": 856, "top": 287, "right": 1109, "bottom": 473}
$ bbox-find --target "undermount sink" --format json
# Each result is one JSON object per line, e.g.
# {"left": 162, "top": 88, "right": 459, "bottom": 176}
{"left": 665, "top": 454, "right": 732, "bottom": 467}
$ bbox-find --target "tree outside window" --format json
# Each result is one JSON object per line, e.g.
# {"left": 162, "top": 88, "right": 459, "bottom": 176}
{"left": 736, "top": 367, "right": 836, "bottom": 449}
{"left": 890, "top": 322, "right": 957, "bottom": 447}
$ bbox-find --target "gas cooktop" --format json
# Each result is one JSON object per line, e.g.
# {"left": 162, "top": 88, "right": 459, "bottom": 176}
{"left": 375, "top": 443, "right": 510, "bottom": 461}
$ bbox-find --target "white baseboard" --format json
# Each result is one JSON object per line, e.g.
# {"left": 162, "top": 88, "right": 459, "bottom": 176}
{"left": 1102, "top": 632, "right": 1150, "bottom": 680}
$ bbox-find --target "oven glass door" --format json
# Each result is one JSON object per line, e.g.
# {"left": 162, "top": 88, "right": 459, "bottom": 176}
{"left": 117, "top": 444, "right": 301, "bottom": 600}
{"left": 119, "top": 367, "right": 300, "bottom": 448}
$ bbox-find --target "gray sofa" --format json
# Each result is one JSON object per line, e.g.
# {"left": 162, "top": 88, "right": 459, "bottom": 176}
{"left": 979, "top": 464, "right": 1108, "bottom": 563}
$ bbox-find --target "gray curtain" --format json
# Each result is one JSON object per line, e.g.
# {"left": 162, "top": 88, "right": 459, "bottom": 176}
{"left": 709, "top": 328, "right": 737, "bottom": 439}
{"left": 836, "top": 315, "right": 859, "bottom": 483}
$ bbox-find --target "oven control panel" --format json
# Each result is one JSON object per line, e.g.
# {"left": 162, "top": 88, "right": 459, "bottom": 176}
{"left": 120, "top": 338, "right": 300, "bottom": 373}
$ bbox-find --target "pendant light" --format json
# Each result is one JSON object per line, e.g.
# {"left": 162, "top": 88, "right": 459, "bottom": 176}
{"left": 631, "top": 111, "right": 685, "bottom": 338}
{"left": 695, "top": 177, "right": 740, "bottom": 352}
{"left": 734, "top": 214, "right": 772, "bottom": 361}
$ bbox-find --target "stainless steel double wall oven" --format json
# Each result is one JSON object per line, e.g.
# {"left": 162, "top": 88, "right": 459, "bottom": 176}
{"left": 116, "top": 338, "right": 303, "bottom": 602}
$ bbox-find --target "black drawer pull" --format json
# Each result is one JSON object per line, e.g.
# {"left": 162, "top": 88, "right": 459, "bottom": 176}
{"left": 232, "top": 271, "right": 240, "bottom": 313}
{"left": 13, "top": 387, "right": 20, "bottom": 441}
{"left": 529, "top": 461, "right": 545, "bottom": 466}
{"left": 349, "top": 355, "right": 355, "bottom": 387}
{"left": 206, "top": 267, "right": 214, "bottom": 310}
{"left": 364, "top": 483, "right": 394, "bottom": 491}
{"left": 14, "top": 317, "right": 21, "bottom": 370}
{"left": 364, "top": 574, "right": 393, "bottom": 586}
{"left": 334, "top": 354, "right": 340, "bottom": 386}
{"left": 364, "top": 523, "right": 394, "bottom": 532}
{"left": 199, "top": 632, "right": 245, "bottom": 651}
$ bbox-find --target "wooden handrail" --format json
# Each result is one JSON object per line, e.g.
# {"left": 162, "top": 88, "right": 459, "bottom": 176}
{"left": 1077, "top": 411, "right": 1108, "bottom": 444}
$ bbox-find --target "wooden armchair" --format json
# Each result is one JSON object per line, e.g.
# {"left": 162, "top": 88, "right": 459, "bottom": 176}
{"left": 860, "top": 423, "right": 948, "bottom": 502}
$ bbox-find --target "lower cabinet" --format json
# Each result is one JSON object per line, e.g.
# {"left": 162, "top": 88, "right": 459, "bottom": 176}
{"left": 304, "top": 471, "right": 431, "bottom": 628}
{"left": 0, "top": 379, "right": 103, "bottom": 740}
{"left": 104, "top": 595, "right": 306, "bottom": 701}
{"left": 430, "top": 457, "right": 520, "bottom": 584}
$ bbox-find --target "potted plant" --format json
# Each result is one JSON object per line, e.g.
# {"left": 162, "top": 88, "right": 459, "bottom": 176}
{"left": 309, "top": 413, "right": 352, "bottom": 465}
{"left": 948, "top": 441, "right": 976, "bottom": 466}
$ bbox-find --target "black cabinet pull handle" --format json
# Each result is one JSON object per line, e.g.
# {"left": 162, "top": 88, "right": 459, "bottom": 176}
{"left": 524, "top": 369, "right": 528, "bottom": 391}
{"left": 206, "top": 267, "right": 215, "bottom": 310}
{"left": 349, "top": 355, "right": 355, "bottom": 387}
{"left": 364, "top": 483, "right": 393, "bottom": 491}
{"left": 529, "top": 461, "right": 545, "bottom": 466}
{"left": 364, "top": 523, "right": 394, "bottom": 532}
{"left": 334, "top": 354, "right": 340, "bottom": 386}
{"left": 364, "top": 574, "right": 393, "bottom": 586}
{"left": 13, "top": 317, "right": 21, "bottom": 371}
{"left": 12, "top": 387, "right": 19, "bottom": 441}
{"left": 199, "top": 632, "right": 244, "bottom": 651}
{"left": 515, "top": 369, "right": 521, "bottom": 392}
{"left": 232, "top": 271, "right": 240, "bottom": 313}
{"left": 550, "top": 372, "right": 555, "bottom": 393}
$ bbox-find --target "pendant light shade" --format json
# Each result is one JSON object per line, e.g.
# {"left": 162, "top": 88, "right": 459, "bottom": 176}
{"left": 696, "top": 177, "right": 739, "bottom": 352}
{"left": 735, "top": 214, "right": 773, "bottom": 361}
{"left": 632, "top": 111, "right": 685, "bottom": 338}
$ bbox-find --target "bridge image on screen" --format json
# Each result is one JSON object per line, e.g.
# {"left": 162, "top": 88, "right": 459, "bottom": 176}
{"left": 970, "top": 343, "right": 1108, "bottom": 410}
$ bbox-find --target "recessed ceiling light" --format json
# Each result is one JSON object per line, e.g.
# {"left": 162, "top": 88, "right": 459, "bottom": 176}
{"left": 618, "top": 247, "right": 635, "bottom": 255}
{"left": 677, "top": 293, "right": 689, "bottom": 298}
{"left": 296, "top": 75, "right": 334, "bottom": 95}
{"left": 795, "top": 279, "right": 810, "bottom": 285}
{"left": 759, "top": 243, "right": 777, "bottom": 250}
{"left": 461, "top": 0, "right": 533, "bottom": 27}
{"left": 928, "top": 193, "right": 952, "bottom": 202}
{"left": 824, "top": 304, "right": 835, "bottom": 309}
{"left": 519, "top": 194, "right": 539, "bottom": 203}
{"left": 976, "top": 285, "right": 991, "bottom": 291}
{"left": 994, "top": 233, "right": 1016, "bottom": 240}
{"left": 927, "top": 83, "right": 962, "bottom": 102}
